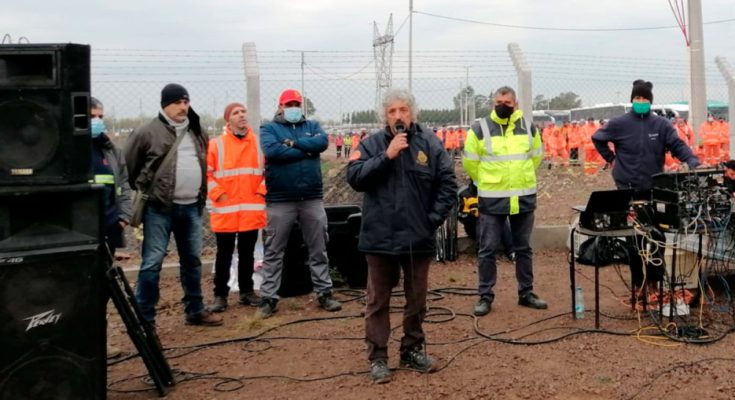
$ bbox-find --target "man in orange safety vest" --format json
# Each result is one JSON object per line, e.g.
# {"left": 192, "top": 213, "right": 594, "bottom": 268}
{"left": 207, "top": 102, "right": 267, "bottom": 312}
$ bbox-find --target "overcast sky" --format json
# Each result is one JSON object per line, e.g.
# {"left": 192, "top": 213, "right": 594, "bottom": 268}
{"left": 3, "top": 1, "right": 733, "bottom": 55}
{"left": 3, "top": 1, "right": 735, "bottom": 120}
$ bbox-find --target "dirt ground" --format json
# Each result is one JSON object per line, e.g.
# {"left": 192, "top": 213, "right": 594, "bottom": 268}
{"left": 107, "top": 153, "right": 735, "bottom": 399}
{"left": 107, "top": 251, "right": 735, "bottom": 400}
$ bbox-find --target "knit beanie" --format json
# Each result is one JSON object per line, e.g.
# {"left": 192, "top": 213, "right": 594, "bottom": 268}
{"left": 223, "top": 102, "right": 246, "bottom": 122}
{"left": 630, "top": 80, "right": 653, "bottom": 103}
{"left": 160, "top": 83, "right": 190, "bottom": 108}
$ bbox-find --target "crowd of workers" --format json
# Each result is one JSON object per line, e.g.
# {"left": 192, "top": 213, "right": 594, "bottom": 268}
{"left": 330, "top": 125, "right": 469, "bottom": 160}
{"left": 540, "top": 114, "right": 730, "bottom": 174}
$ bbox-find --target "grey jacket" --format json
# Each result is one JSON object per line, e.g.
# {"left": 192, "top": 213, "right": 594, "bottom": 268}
{"left": 124, "top": 109, "right": 208, "bottom": 211}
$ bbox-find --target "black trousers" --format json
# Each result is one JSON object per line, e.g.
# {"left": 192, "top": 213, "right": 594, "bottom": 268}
{"left": 213, "top": 230, "right": 259, "bottom": 297}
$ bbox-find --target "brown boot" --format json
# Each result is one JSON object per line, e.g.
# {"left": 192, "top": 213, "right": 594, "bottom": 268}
{"left": 185, "top": 311, "right": 224, "bottom": 326}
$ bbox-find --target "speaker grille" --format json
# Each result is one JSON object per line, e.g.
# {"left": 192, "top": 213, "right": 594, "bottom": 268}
{"left": 0, "top": 247, "right": 105, "bottom": 400}
{"left": 0, "top": 99, "right": 59, "bottom": 171}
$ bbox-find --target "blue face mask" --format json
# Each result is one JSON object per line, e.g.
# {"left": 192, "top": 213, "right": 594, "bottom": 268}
{"left": 90, "top": 117, "right": 106, "bottom": 138}
{"left": 631, "top": 101, "right": 651, "bottom": 115}
{"left": 283, "top": 107, "right": 303, "bottom": 123}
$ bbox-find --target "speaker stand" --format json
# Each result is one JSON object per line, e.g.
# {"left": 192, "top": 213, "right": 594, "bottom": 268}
{"left": 106, "top": 262, "right": 175, "bottom": 397}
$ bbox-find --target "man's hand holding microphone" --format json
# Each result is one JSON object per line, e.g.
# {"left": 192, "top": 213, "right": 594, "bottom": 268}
{"left": 385, "top": 121, "right": 409, "bottom": 160}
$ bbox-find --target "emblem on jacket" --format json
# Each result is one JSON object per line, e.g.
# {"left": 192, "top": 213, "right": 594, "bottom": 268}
{"left": 417, "top": 151, "right": 428, "bottom": 166}
{"left": 648, "top": 132, "right": 659, "bottom": 140}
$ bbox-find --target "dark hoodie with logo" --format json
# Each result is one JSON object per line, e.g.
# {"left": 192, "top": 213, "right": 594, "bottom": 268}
{"left": 592, "top": 111, "right": 700, "bottom": 191}
{"left": 346, "top": 124, "right": 457, "bottom": 255}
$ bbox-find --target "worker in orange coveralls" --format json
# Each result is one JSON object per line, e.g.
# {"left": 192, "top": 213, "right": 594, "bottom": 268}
{"left": 581, "top": 118, "right": 600, "bottom": 175}
{"left": 700, "top": 114, "right": 722, "bottom": 166}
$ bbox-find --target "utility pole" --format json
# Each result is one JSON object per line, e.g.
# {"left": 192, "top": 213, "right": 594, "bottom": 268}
{"left": 300, "top": 51, "right": 305, "bottom": 115}
{"left": 508, "top": 43, "right": 532, "bottom": 117}
{"left": 242, "top": 42, "right": 261, "bottom": 134}
{"left": 715, "top": 57, "right": 735, "bottom": 158}
{"left": 689, "top": 0, "right": 707, "bottom": 141}
{"left": 287, "top": 49, "right": 317, "bottom": 115}
{"left": 408, "top": 0, "right": 414, "bottom": 94}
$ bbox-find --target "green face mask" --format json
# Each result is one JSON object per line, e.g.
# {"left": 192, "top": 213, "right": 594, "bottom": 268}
{"left": 632, "top": 101, "right": 651, "bottom": 115}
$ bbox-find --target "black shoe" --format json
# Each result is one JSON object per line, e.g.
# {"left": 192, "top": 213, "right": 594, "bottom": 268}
{"left": 518, "top": 292, "right": 548, "bottom": 309}
{"left": 317, "top": 292, "right": 342, "bottom": 312}
{"left": 256, "top": 298, "right": 278, "bottom": 318}
{"left": 208, "top": 296, "right": 228, "bottom": 313}
{"left": 399, "top": 347, "right": 433, "bottom": 372}
{"left": 370, "top": 359, "right": 392, "bottom": 383}
{"left": 473, "top": 298, "right": 492, "bottom": 316}
{"left": 185, "top": 311, "right": 224, "bottom": 326}
{"left": 508, "top": 252, "right": 516, "bottom": 262}
{"left": 238, "top": 291, "right": 261, "bottom": 307}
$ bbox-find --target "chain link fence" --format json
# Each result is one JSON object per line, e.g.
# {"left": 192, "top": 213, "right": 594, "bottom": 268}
{"left": 93, "top": 45, "right": 733, "bottom": 262}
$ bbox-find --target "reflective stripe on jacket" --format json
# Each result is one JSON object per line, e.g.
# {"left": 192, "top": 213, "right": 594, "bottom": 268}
{"left": 462, "top": 109, "right": 542, "bottom": 215}
{"left": 206, "top": 125, "right": 266, "bottom": 232}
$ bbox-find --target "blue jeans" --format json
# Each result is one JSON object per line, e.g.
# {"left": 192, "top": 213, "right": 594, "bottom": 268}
{"left": 135, "top": 203, "right": 204, "bottom": 322}
{"left": 477, "top": 211, "right": 535, "bottom": 301}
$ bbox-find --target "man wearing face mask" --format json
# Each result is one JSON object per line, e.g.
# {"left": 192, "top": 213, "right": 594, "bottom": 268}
{"left": 256, "top": 89, "right": 342, "bottom": 318}
{"left": 592, "top": 80, "right": 700, "bottom": 296}
{"left": 592, "top": 80, "right": 700, "bottom": 192}
{"left": 90, "top": 97, "right": 132, "bottom": 256}
{"left": 347, "top": 89, "right": 457, "bottom": 383}
{"left": 463, "top": 86, "right": 546, "bottom": 317}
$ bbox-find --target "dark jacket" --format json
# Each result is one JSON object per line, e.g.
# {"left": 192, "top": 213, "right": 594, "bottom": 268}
{"left": 347, "top": 124, "right": 457, "bottom": 256}
{"left": 592, "top": 111, "right": 700, "bottom": 191}
{"left": 95, "top": 134, "right": 133, "bottom": 222}
{"left": 260, "top": 112, "right": 328, "bottom": 203}
{"left": 124, "top": 109, "right": 208, "bottom": 211}
{"left": 93, "top": 133, "right": 133, "bottom": 248}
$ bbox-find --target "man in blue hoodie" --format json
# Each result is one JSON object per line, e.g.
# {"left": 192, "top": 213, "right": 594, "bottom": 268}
{"left": 256, "top": 89, "right": 342, "bottom": 318}
{"left": 592, "top": 80, "right": 700, "bottom": 192}
{"left": 592, "top": 79, "right": 700, "bottom": 295}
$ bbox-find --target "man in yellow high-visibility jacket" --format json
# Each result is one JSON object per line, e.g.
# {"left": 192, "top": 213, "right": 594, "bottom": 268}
{"left": 462, "top": 86, "right": 548, "bottom": 316}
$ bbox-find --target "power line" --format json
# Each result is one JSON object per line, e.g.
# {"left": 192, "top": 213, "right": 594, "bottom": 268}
{"left": 414, "top": 10, "right": 735, "bottom": 32}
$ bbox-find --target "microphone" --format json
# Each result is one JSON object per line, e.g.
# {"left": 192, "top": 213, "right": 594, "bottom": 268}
{"left": 394, "top": 121, "right": 407, "bottom": 133}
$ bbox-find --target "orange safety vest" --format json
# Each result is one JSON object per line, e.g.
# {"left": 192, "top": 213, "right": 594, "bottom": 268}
{"left": 457, "top": 129, "right": 466, "bottom": 146}
{"left": 675, "top": 123, "right": 694, "bottom": 147}
{"left": 700, "top": 122, "right": 721, "bottom": 146}
{"left": 207, "top": 125, "right": 267, "bottom": 233}
{"left": 582, "top": 122, "right": 598, "bottom": 150}
{"left": 445, "top": 130, "right": 456, "bottom": 149}
{"left": 352, "top": 134, "right": 361, "bottom": 149}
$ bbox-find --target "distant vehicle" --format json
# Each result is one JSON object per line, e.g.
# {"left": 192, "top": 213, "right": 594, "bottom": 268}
{"left": 532, "top": 110, "right": 555, "bottom": 128}
{"left": 532, "top": 110, "right": 570, "bottom": 126}
{"left": 570, "top": 103, "right": 683, "bottom": 122}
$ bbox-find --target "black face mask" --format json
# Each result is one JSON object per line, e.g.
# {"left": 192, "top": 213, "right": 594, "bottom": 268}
{"left": 494, "top": 104, "right": 514, "bottom": 119}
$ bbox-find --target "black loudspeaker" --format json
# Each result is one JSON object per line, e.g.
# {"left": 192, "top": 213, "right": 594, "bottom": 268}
{"left": 325, "top": 205, "right": 367, "bottom": 288}
{"left": 0, "top": 245, "right": 106, "bottom": 400}
{"left": 278, "top": 224, "right": 313, "bottom": 298}
{"left": 0, "top": 184, "right": 101, "bottom": 253}
{"left": 0, "top": 43, "right": 91, "bottom": 185}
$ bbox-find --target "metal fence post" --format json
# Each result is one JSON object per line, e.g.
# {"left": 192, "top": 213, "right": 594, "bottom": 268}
{"left": 715, "top": 56, "right": 735, "bottom": 159}
{"left": 508, "top": 43, "right": 532, "bottom": 119}
{"left": 242, "top": 42, "right": 261, "bottom": 134}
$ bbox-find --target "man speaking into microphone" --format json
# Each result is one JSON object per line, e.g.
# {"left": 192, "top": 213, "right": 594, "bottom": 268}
{"left": 347, "top": 89, "right": 457, "bottom": 383}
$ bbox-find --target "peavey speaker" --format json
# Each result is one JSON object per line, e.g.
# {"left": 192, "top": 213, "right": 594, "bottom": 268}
{"left": 0, "top": 184, "right": 101, "bottom": 253}
{"left": 0, "top": 245, "right": 106, "bottom": 400}
{"left": 0, "top": 43, "right": 91, "bottom": 185}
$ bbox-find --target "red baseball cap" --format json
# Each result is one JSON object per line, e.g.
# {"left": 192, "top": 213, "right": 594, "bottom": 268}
{"left": 279, "top": 89, "right": 303, "bottom": 106}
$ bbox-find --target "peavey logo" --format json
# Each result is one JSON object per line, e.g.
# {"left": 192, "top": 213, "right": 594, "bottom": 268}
{"left": 24, "top": 310, "right": 62, "bottom": 332}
